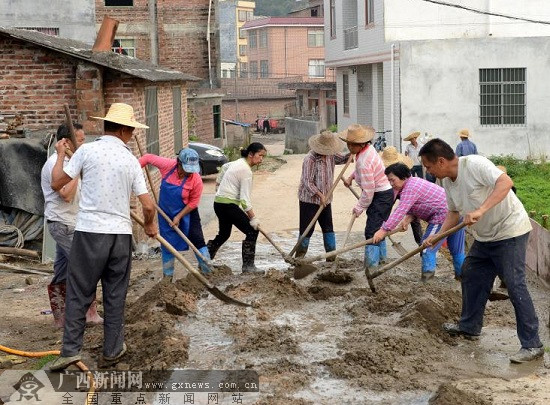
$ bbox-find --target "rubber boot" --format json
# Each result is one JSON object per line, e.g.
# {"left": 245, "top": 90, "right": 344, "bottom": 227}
{"left": 452, "top": 253, "right": 465, "bottom": 280}
{"left": 195, "top": 246, "right": 211, "bottom": 274}
{"left": 207, "top": 240, "right": 220, "bottom": 260}
{"left": 242, "top": 240, "right": 264, "bottom": 274}
{"left": 47, "top": 283, "right": 65, "bottom": 328}
{"left": 378, "top": 240, "right": 387, "bottom": 264}
{"left": 323, "top": 232, "right": 336, "bottom": 262}
{"left": 85, "top": 295, "right": 104, "bottom": 325}
{"left": 295, "top": 237, "right": 310, "bottom": 259}
{"left": 421, "top": 249, "right": 437, "bottom": 281}
{"left": 365, "top": 244, "right": 380, "bottom": 269}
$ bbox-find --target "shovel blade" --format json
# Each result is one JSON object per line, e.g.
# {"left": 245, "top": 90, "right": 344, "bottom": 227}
{"left": 208, "top": 286, "right": 252, "bottom": 307}
{"left": 293, "top": 263, "right": 319, "bottom": 280}
{"left": 392, "top": 242, "right": 408, "bottom": 257}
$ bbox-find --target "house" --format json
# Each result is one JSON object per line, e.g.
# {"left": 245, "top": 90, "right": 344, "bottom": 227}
{"left": 0, "top": 27, "right": 199, "bottom": 248}
{"left": 288, "top": 0, "right": 324, "bottom": 17}
{"left": 324, "top": 0, "right": 550, "bottom": 158}
{"left": 219, "top": 0, "right": 256, "bottom": 78}
{"left": 95, "top": 0, "right": 225, "bottom": 147}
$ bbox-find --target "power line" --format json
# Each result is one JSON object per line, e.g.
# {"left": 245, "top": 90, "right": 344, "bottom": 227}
{"left": 418, "top": 0, "right": 550, "bottom": 25}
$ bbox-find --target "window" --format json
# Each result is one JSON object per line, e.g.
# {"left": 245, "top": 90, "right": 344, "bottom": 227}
{"left": 260, "top": 60, "right": 268, "bottom": 78}
{"left": 239, "top": 28, "right": 246, "bottom": 39}
{"left": 308, "top": 60, "right": 325, "bottom": 78}
{"left": 112, "top": 38, "right": 135, "bottom": 57}
{"left": 343, "top": 74, "right": 349, "bottom": 115}
{"left": 239, "top": 45, "right": 246, "bottom": 56}
{"left": 308, "top": 29, "right": 324, "bottom": 47}
{"left": 249, "top": 31, "right": 257, "bottom": 48}
{"left": 250, "top": 61, "right": 258, "bottom": 78}
{"left": 240, "top": 62, "right": 248, "bottom": 78}
{"left": 213, "top": 105, "right": 222, "bottom": 139}
{"left": 259, "top": 29, "right": 268, "bottom": 48}
{"left": 366, "top": 0, "right": 374, "bottom": 25}
{"left": 330, "top": 0, "right": 336, "bottom": 38}
{"left": 145, "top": 87, "right": 159, "bottom": 155}
{"left": 480, "top": 68, "right": 526, "bottom": 126}
{"left": 105, "top": 0, "right": 133, "bottom": 6}
{"left": 238, "top": 10, "right": 248, "bottom": 21}
{"left": 17, "top": 27, "right": 59, "bottom": 36}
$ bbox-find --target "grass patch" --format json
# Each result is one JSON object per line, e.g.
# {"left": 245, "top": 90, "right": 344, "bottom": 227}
{"left": 489, "top": 155, "right": 550, "bottom": 227}
{"left": 33, "top": 354, "right": 57, "bottom": 370}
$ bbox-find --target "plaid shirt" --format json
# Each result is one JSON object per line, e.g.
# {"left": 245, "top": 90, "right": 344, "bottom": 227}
{"left": 298, "top": 151, "right": 349, "bottom": 204}
{"left": 382, "top": 176, "right": 448, "bottom": 231}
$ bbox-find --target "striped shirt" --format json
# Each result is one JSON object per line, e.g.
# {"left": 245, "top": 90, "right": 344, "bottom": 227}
{"left": 382, "top": 177, "right": 448, "bottom": 231}
{"left": 353, "top": 145, "right": 391, "bottom": 211}
{"left": 298, "top": 151, "right": 349, "bottom": 204}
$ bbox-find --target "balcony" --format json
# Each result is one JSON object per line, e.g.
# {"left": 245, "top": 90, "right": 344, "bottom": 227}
{"left": 344, "top": 26, "right": 358, "bottom": 50}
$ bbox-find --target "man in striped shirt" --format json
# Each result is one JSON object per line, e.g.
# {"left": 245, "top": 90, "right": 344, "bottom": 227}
{"left": 342, "top": 124, "right": 394, "bottom": 269}
{"left": 372, "top": 163, "right": 466, "bottom": 281}
{"left": 297, "top": 130, "right": 349, "bottom": 258}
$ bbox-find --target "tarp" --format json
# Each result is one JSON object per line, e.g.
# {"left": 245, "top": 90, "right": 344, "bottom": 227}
{"left": 0, "top": 138, "right": 47, "bottom": 215}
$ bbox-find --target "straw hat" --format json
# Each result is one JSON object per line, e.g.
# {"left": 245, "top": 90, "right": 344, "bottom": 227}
{"left": 308, "top": 130, "right": 345, "bottom": 155}
{"left": 91, "top": 103, "right": 148, "bottom": 129}
{"left": 458, "top": 129, "right": 470, "bottom": 138}
{"left": 338, "top": 124, "right": 374, "bottom": 144}
{"left": 403, "top": 131, "right": 420, "bottom": 142}
{"left": 379, "top": 146, "right": 414, "bottom": 168}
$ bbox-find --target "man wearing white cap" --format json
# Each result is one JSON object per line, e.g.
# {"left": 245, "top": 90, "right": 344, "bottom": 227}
{"left": 49, "top": 103, "right": 157, "bottom": 370}
{"left": 296, "top": 130, "right": 349, "bottom": 258}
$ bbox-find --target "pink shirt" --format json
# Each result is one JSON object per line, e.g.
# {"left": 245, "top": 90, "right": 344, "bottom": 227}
{"left": 138, "top": 154, "right": 203, "bottom": 210}
{"left": 353, "top": 145, "right": 391, "bottom": 211}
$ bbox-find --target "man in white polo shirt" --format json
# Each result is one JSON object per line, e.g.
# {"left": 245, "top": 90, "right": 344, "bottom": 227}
{"left": 420, "top": 138, "right": 543, "bottom": 364}
{"left": 49, "top": 103, "right": 157, "bottom": 370}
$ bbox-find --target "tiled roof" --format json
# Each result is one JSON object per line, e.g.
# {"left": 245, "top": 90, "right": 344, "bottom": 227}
{"left": 0, "top": 26, "right": 201, "bottom": 83}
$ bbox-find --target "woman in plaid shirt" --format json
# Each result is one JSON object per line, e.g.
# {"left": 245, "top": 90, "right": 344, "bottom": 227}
{"left": 372, "top": 162, "right": 466, "bottom": 281}
{"left": 296, "top": 130, "right": 349, "bottom": 258}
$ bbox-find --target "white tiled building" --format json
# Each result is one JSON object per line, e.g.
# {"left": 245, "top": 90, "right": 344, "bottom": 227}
{"left": 324, "top": 0, "right": 550, "bottom": 158}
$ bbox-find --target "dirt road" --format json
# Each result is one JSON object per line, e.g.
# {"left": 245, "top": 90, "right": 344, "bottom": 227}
{"left": 0, "top": 147, "right": 549, "bottom": 404}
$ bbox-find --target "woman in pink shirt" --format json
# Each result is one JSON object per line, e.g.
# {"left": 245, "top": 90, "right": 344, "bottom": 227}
{"left": 139, "top": 148, "right": 209, "bottom": 278}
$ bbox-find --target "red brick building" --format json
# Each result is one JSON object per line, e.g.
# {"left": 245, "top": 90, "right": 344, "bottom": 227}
{"left": 95, "top": 0, "right": 225, "bottom": 146}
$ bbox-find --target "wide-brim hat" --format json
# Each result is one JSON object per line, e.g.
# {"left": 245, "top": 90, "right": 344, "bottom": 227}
{"left": 403, "top": 131, "right": 420, "bottom": 142}
{"left": 178, "top": 147, "right": 200, "bottom": 173}
{"left": 458, "top": 128, "right": 469, "bottom": 138}
{"left": 308, "top": 130, "right": 345, "bottom": 155}
{"left": 91, "top": 103, "right": 149, "bottom": 129}
{"left": 339, "top": 124, "right": 374, "bottom": 144}
{"left": 379, "top": 146, "right": 414, "bottom": 169}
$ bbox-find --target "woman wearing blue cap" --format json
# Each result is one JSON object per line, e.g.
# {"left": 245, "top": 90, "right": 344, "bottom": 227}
{"left": 139, "top": 147, "right": 210, "bottom": 278}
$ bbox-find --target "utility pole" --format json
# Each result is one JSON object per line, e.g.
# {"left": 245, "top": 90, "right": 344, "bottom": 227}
{"left": 234, "top": 68, "right": 239, "bottom": 121}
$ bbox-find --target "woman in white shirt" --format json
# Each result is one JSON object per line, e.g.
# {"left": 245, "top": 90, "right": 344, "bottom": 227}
{"left": 207, "top": 142, "right": 267, "bottom": 273}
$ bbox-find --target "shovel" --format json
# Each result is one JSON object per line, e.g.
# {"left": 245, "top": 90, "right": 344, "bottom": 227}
{"left": 366, "top": 222, "right": 467, "bottom": 292}
{"left": 257, "top": 226, "right": 297, "bottom": 266}
{"left": 131, "top": 213, "right": 251, "bottom": 307}
{"left": 293, "top": 228, "right": 402, "bottom": 279}
{"left": 344, "top": 181, "right": 408, "bottom": 256}
{"left": 331, "top": 214, "right": 356, "bottom": 270}
{"left": 135, "top": 139, "right": 214, "bottom": 270}
{"left": 289, "top": 154, "right": 354, "bottom": 257}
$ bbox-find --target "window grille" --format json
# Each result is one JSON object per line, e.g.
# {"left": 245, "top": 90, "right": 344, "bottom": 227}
{"left": 480, "top": 68, "right": 526, "bottom": 126}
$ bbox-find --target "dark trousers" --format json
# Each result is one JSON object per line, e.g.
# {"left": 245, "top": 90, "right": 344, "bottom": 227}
{"left": 459, "top": 232, "right": 541, "bottom": 349}
{"left": 62, "top": 231, "right": 132, "bottom": 358}
{"left": 411, "top": 165, "right": 423, "bottom": 179}
{"left": 299, "top": 201, "right": 333, "bottom": 237}
{"left": 211, "top": 202, "right": 259, "bottom": 248}
{"left": 364, "top": 189, "right": 395, "bottom": 239}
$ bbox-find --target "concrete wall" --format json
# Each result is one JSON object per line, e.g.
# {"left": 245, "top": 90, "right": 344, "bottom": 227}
{"left": 385, "top": 0, "right": 550, "bottom": 42}
{"left": 399, "top": 37, "right": 550, "bottom": 159}
{"left": 219, "top": 0, "right": 237, "bottom": 64}
{"left": 0, "top": 0, "right": 95, "bottom": 44}
{"left": 285, "top": 117, "right": 322, "bottom": 154}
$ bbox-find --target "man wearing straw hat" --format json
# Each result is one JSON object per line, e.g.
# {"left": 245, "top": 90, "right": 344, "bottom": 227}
{"left": 342, "top": 124, "right": 394, "bottom": 269}
{"left": 296, "top": 130, "right": 349, "bottom": 258}
{"left": 49, "top": 103, "right": 157, "bottom": 370}
{"left": 455, "top": 129, "right": 478, "bottom": 157}
{"left": 403, "top": 131, "right": 424, "bottom": 178}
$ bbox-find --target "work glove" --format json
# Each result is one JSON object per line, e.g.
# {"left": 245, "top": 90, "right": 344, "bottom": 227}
{"left": 249, "top": 217, "right": 260, "bottom": 230}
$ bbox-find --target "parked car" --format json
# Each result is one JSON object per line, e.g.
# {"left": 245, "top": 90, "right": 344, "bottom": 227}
{"left": 188, "top": 142, "right": 228, "bottom": 175}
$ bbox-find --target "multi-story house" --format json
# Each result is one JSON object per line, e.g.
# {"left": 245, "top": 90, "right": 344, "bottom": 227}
{"left": 219, "top": 0, "right": 255, "bottom": 78}
{"left": 325, "top": 0, "right": 550, "bottom": 158}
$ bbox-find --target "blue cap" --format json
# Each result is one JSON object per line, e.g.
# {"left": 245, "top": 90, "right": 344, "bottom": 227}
{"left": 178, "top": 148, "right": 200, "bottom": 173}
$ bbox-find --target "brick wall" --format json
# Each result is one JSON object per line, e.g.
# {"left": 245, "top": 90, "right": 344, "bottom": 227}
{"left": 188, "top": 96, "right": 222, "bottom": 146}
{"left": 222, "top": 98, "right": 293, "bottom": 125}
{"left": 0, "top": 37, "right": 77, "bottom": 129}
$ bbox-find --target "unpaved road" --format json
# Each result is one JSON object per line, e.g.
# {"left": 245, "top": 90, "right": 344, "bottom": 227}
{"left": 1, "top": 142, "right": 549, "bottom": 404}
